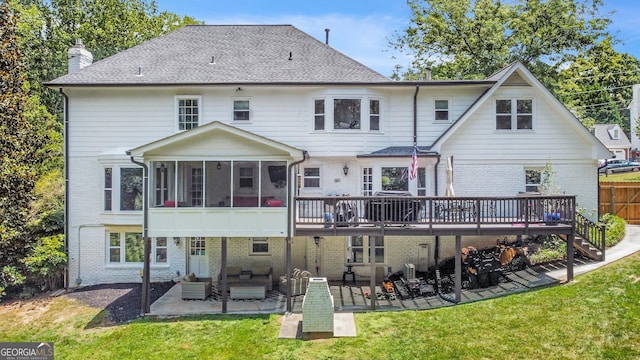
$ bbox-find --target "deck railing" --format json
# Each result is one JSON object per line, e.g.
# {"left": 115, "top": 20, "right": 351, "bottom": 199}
{"left": 295, "top": 195, "right": 576, "bottom": 228}
{"left": 575, "top": 212, "right": 606, "bottom": 260}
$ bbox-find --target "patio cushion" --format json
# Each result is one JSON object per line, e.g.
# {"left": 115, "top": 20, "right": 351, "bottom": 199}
{"left": 184, "top": 273, "right": 196, "bottom": 282}
{"left": 226, "top": 267, "right": 242, "bottom": 276}
{"left": 252, "top": 266, "right": 271, "bottom": 276}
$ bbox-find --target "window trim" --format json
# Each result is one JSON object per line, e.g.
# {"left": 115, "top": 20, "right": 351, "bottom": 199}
{"left": 369, "top": 98, "right": 381, "bottom": 131}
{"left": 525, "top": 168, "right": 543, "bottom": 192}
{"left": 175, "top": 95, "right": 202, "bottom": 132}
{"left": 347, "top": 235, "right": 385, "bottom": 264}
{"left": 107, "top": 231, "right": 144, "bottom": 264}
{"left": 433, "top": 97, "right": 451, "bottom": 123}
{"left": 233, "top": 98, "right": 251, "bottom": 121}
{"left": 495, "top": 97, "right": 534, "bottom": 131}
{"left": 104, "top": 167, "right": 112, "bottom": 211}
{"left": 250, "top": 237, "right": 270, "bottom": 255}
{"left": 102, "top": 166, "right": 143, "bottom": 213}
{"left": 313, "top": 98, "right": 325, "bottom": 131}
{"left": 333, "top": 97, "right": 362, "bottom": 130}
{"left": 302, "top": 167, "right": 321, "bottom": 189}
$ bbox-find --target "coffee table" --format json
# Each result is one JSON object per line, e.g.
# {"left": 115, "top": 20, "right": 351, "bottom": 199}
{"left": 229, "top": 284, "right": 267, "bottom": 300}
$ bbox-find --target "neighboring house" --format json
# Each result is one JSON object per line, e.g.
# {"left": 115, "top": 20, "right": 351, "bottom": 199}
{"left": 46, "top": 25, "right": 610, "bottom": 293}
{"left": 592, "top": 124, "right": 629, "bottom": 160}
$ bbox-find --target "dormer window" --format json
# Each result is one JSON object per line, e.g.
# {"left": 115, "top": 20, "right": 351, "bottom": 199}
{"left": 613, "top": 129, "right": 619, "bottom": 139}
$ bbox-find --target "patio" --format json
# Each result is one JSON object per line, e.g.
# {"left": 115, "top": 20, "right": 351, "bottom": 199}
{"left": 149, "top": 257, "right": 595, "bottom": 317}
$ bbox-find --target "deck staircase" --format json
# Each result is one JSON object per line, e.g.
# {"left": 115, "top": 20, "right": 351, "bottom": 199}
{"left": 565, "top": 213, "right": 606, "bottom": 261}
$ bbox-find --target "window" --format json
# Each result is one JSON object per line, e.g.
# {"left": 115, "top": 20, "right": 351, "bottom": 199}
{"left": 190, "top": 237, "right": 205, "bottom": 256}
{"left": 176, "top": 97, "right": 200, "bottom": 131}
{"left": 314, "top": 99, "right": 325, "bottom": 130}
{"left": 381, "top": 167, "right": 408, "bottom": 191}
{"left": 191, "top": 167, "right": 203, "bottom": 206}
{"left": 370, "top": 99, "right": 380, "bottom": 130}
{"left": 434, "top": 99, "right": 450, "bottom": 122}
{"left": 496, "top": 98, "right": 533, "bottom": 130}
{"left": 120, "top": 168, "right": 143, "bottom": 211}
{"left": 347, "top": 236, "right": 384, "bottom": 264}
{"left": 233, "top": 100, "right": 250, "bottom": 121}
{"left": 362, "top": 167, "right": 373, "bottom": 196}
{"left": 251, "top": 237, "right": 269, "bottom": 255}
{"left": 334, "top": 99, "right": 361, "bottom": 129}
{"left": 239, "top": 167, "right": 253, "bottom": 188}
{"left": 154, "top": 237, "right": 167, "bottom": 263}
{"left": 104, "top": 168, "right": 112, "bottom": 211}
{"left": 154, "top": 162, "right": 171, "bottom": 207}
{"left": 525, "top": 169, "right": 542, "bottom": 192}
{"left": 613, "top": 129, "right": 620, "bottom": 139}
{"left": 108, "top": 232, "right": 143, "bottom": 264}
{"left": 303, "top": 167, "right": 320, "bottom": 188}
{"left": 417, "top": 167, "right": 427, "bottom": 196}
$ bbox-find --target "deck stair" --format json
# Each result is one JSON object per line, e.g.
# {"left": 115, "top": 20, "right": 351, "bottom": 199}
{"left": 564, "top": 213, "right": 606, "bottom": 261}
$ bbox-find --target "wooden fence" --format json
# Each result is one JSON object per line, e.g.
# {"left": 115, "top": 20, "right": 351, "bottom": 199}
{"left": 599, "top": 182, "right": 640, "bottom": 224}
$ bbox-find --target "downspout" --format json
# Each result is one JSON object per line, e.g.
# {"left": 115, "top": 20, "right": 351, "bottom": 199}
{"left": 128, "top": 152, "right": 150, "bottom": 315}
{"left": 286, "top": 150, "right": 309, "bottom": 313}
{"left": 60, "top": 88, "right": 70, "bottom": 290}
{"left": 413, "top": 85, "right": 419, "bottom": 147}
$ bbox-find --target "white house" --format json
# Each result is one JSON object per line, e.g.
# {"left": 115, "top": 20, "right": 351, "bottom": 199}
{"left": 592, "top": 124, "right": 630, "bottom": 160}
{"left": 47, "top": 25, "right": 610, "bottom": 303}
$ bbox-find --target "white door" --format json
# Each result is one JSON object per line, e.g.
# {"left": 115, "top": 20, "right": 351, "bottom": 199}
{"left": 188, "top": 237, "right": 208, "bottom": 277}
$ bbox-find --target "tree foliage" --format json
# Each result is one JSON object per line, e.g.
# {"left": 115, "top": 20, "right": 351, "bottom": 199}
{"left": 391, "top": 0, "right": 611, "bottom": 82}
{"left": 11, "top": 0, "right": 201, "bottom": 116}
{"left": 0, "top": 1, "right": 44, "bottom": 295}
{"left": 556, "top": 37, "right": 640, "bottom": 134}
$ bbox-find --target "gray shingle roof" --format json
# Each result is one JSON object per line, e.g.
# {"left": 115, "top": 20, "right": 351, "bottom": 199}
{"left": 47, "top": 25, "right": 392, "bottom": 86}
{"left": 357, "top": 146, "right": 434, "bottom": 158}
{"left": 593, "top": 124, "right": 631, "bottom": 148}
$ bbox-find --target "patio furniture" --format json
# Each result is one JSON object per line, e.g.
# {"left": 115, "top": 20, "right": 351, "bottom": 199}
{"left": 229, "top": 284, "right": 267, "bottom": 300}
{"left": 364, "top": 191, "right": 421, "bottom": 222}
{"left": 341, "top": 265, "right": 356, "bottom": 285}
{"left": 279, "top": 268, "right": 311, "bottom": 295}
{"left": 181, "top": 273, "right": 212, "bottom": 300}
{"left": 219, "top": 266, "right": 273, "bottom": 290}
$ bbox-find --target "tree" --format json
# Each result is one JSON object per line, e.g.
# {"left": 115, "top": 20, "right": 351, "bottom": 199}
{"left": 556, "top": 37, "right": 640, "bottom": 135}
{"left": 11, "top": 0, "right": 201, "bottom": 117}
{"left": 0, "top": 1, "right": 44, "bottom": 295}
{"left": 391, "top": 0, "right": 612, "bottom": 82}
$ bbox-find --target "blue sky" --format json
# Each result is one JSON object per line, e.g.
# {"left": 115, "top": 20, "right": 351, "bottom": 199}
{"left": 154, "top": 0, "right": 640, "bottom": 77}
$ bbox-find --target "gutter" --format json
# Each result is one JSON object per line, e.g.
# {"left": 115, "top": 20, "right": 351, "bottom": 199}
{"left": 60, "top": 88, "right": 70, "bottom": 290}
{"left": 128, "top": 152, "right": 150, "bottom": 315}
{"left": 285, "top": 150, "right": 309, "bottom": 313}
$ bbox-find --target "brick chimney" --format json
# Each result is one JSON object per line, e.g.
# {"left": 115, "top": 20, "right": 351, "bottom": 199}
{"left": 67, "top": 39, "right": 93, "bottom": 73}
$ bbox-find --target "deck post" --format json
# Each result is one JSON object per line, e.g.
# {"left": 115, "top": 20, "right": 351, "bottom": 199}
{"left": 567, "top": 233, "right": 574, "bottom": 282}
{"left": 286, "top": 236, "right": 292, "bottom": 312}
{"left": 221, "top": 237, "right": 228, "bottom": 313}
{"left": 455, "top": 235, "right": 462, "bottom": 303}
{"left": 370, "top": 236, "right": 376, "bottom": 310}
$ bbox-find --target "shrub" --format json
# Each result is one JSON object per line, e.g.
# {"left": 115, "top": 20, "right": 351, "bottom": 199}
{"left": 0, "top": 265, "right": 26, "bottom": 301}
{"left": 600, "top": 213, "right": 626, "bottom": 248}
{"left": 22, "top": 234, "right": 67, "bottom": 291}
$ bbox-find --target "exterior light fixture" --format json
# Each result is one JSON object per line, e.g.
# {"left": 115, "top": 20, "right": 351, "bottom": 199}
{"left": 343, "top": 164, "right": 349, "bottom": 176}
{"left": 173, "top": 237, "right": 181, "bottom": 246}
{"left": 314, "top": 236, "right": 320, "bottom": 246}
{"left": 217, "top": 161, "right": 222, "bottom": 170}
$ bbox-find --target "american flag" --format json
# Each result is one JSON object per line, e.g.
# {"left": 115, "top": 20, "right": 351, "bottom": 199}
{"left": 409, "top": 147, "right": 418, "bottom": 180}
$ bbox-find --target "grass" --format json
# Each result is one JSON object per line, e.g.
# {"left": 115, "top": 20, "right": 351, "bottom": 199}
{"left": 2, "top": 254, "right": 640, "bottom": 359}
{"left": 599, "top": 171, "right": 640, "bottom": 182}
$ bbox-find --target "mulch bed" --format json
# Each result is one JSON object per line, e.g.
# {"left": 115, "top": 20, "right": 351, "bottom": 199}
{"left": 64, "top": 282, "right": 174, "bottom": 323}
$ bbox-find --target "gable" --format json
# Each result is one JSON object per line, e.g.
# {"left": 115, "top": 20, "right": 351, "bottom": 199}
{"left": 432, "top": 62, "right": 610, "bottom": 160}
{"left": 129, "top": 121, "right": 304, "bottom": 159}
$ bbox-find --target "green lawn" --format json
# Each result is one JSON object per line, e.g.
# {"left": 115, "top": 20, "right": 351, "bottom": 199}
{"left": 599, "top": 171, "right": 640, "bottom": 182}
{"left": 2, "top": 254, "right": 640, "bottom": 360}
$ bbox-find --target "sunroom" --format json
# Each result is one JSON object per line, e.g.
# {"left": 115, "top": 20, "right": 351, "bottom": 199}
{"left": 127, "top": 121, "right": 305, "bottom": 238}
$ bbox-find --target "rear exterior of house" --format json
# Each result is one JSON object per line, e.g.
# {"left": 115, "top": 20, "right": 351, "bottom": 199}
{"left": 47, "top": 25, "right": 610, "bottom": 288}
